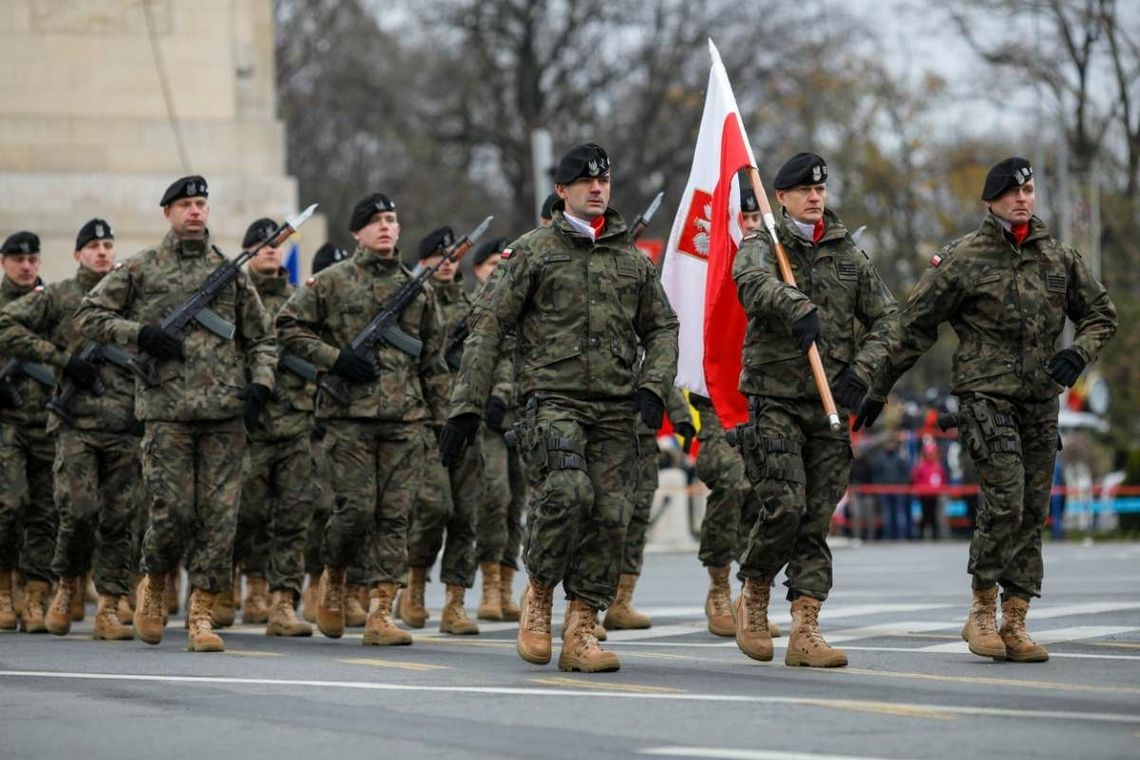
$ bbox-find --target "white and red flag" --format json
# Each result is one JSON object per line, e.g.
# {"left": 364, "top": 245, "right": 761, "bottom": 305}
{"left": 660, "top": 40, "right": 758, "bottom": 428}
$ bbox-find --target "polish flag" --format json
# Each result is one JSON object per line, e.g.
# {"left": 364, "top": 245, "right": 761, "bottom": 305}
{"left": 660, "top": 40, "right": 757, "bottom": 428}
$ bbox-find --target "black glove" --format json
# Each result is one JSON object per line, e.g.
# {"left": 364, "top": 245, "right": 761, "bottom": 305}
{"left": 833, "top": 368, "right": 868, "bottom": 409}
{"left": 332, "top": 347, "right": 379, "bottom": 384}
{"left": 129, "top": 419, "right": 146, "bottom": 437}
{"left": 138, "top": 325, "right": 184, "bottom": 360}
{"left": 0, "top": 382, "right": 19, "bottom": 410}
{"left": 675, "top": 422, "right": 696, "bottom": 454}
{"left": 852, "top": 397, "right": 885, "bottom": 432}
{"left": 1046, "top": 348, "right": 1085, "bottom": 388}
{"left": 484, "top": 395, "right": 508, "bottom": 433}
{"left": 238, "top": 382, "right": 272, "bottom": 430}
{"left": 439, "top": 413, "right": 481, "bottom": 468}
{"left": 63, "top": 354, "right": 101, "bottom": 390}
{"left": 790, "top": 310, "right": 822, "bottom": 354}
{"left": 635, "top": 388, "right": 665, "bottom": 429}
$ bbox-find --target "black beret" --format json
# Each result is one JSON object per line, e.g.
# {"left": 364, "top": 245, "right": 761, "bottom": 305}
{"left": 75, "top": 218, "right": 114, "bottom": 251}
{"left": 473, "top": 237, "right": 508, "bottom": 266}
{"left": 982, "top": 157, "right": 1034, "bottom": 201}
{"left": 242, "top": 217, "right": 278, "bottom": 249}
{"left": 553, "top": 143, "right": 611, "bottom": 184}
{"left": 311, "top": 242, "right": 347, "bottom": 274}
{"left": 540, "top": 192, "right": 559, "bottom": 220}
{"left": 773, "top": 153, "right": 828, "bottom": 191}
{"left": 159, "top": 175, "right": 208, "bottom": 207}
{"left": 740, "top": 186, "right": 760, "bottom": 213}
{"left": 349, "top": 193, "right": 396, "bottom": 232}
{"left": 418, "top": 226, "right": 455, "bottom": 260}
{"left": 1, "top": 231, "right": 40, "bottom": 255}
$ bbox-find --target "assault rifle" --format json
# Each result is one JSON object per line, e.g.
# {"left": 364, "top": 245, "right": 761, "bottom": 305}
{"left": 0, "top": 358, "right": 55, "bottom": 408}
{"left": 46, "top": 342, "right": 137, "bottom": 427}
{"left": 276, "top": 349, "right": 349, "bottom": 405}
{"left": 129, "top": 204, "right": 318, "bottom": 386}
{"left": 628, "top": 191, "right": 665, "bottom": 241}
{"left": 321, "top": 215, "right": 493, "bottom": 404}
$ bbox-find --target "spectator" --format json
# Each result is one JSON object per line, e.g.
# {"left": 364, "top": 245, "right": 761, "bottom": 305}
{"left": 911, "top": 439, "right": 947, "bottom": 540}
{"left": 872, "top": 438, "right": 912, "bottom": 540}
{"left": 1050, "top": 456, "right": 1066, "bottom": 540}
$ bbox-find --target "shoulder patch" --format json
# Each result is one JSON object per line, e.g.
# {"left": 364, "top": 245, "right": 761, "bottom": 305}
{"left": 501, "top": 247, "right": 513, "bottom": 260}
{"left": 33, "top": 285, "right": 45, "bottom": 293}
{"left": 305, "top": 276, "right": 315, "bottom": 286}
{"left": 113, "top": 261, "right": 124, "bottom": 270}
{"left": 741, "top": 232, "right": 761, "bottom": 242}
{"left": 930, "top": 254, "right": 943, "bottom": 268}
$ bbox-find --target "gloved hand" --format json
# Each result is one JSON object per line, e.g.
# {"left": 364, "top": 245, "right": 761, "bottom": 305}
{"left": 332, "top": 347, "right": 379, "bottom": 383}
{"left": 790, "top": 310, "right": 822, "bottom": 354}
{"left": 1046, "top": 348, "right": 1085, "bottom": 387}
{"left": 439, "top": 413, "right": 481, "bottom": 468}
{"left": 852, "top": 397, "right": 885, "bottom": 432}
{"left": 675, "top": 422, "right": 696, "bottom": 455}
{"left": 833, "top": 368, "right": 868, "bottom": 409}
{"left": 0, "top": 382, "right": 20, "bottom": 410}
{"left": 238, "top": 382, "right": 272, "bottom": 430}
{"left": 634, "top": 388, "right": 665, "bottom": 429}
{"left": 138, "top": 325, "right": 184, "bottom": 360}
{"left": 484, "top": 395, "right": 508, "bottom": 433}
{"left": 63, "top": 354, "right": 101, "bottom": 389}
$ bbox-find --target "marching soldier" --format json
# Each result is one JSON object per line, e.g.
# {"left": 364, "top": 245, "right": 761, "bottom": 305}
{"left": 74, "top": 176, "right": 277, "bottom": 652}
{"left": 732, "top": 153, "right": 897, "bottom": 667}
{"left": 277, "top": 192, "right": 450, "bottom": 646}
{"left": 856, "top": 157, "right": 1117, "bottom": 663}
{"left": 439, "top": 143, "right": 679, "bottom": 672}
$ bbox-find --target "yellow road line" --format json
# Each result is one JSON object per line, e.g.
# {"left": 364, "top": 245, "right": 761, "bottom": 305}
{"left": 1087, "top": 641, "right": 1140, "bottom": 651}
{"left": 415, "top": 638, "right": 516, "bottom": 649}
{"left": 532, "top": 676, "right": 683, "bottom": 694}
{"left": 836, "top": 667, "right": 1140, "bottom": 695}
{"left": 339, "top": 657, "right": 452, "bottom": 672}
{"left": 806, "top": 699, "right": 958, "bottom": 720}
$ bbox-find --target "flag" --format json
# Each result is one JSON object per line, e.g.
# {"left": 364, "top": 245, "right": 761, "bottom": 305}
{"left": 660, "top": 40, "right": 757, "bottom": 428}
{"left": 285, "top": 241, "right": 300, "bottom": 285}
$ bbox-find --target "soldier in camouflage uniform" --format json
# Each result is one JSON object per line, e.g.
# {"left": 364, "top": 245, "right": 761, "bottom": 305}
{"left": 277, "top": 192, "right": 450, "bottom": 646}
{"left": 0, "top": 220, "right": 137, "bottom": 641}
{"left": 857, "top": 157, "right": 1117, "bottom": 663}
{"left": 439, "top": 144, "right": 679, "bottom": 672}
{"left": 75, "top": 176, "right": 277, "bottom": 652}
{"left": 732, "top": 153, "right": 897, "bottom": 668}
{"left": 0, "top": 231, "right": 57, "bottom": 632}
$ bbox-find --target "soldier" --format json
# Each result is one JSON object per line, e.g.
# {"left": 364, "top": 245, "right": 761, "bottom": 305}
{"left": 856, "top": 157, "right": 1117, "bottom": 663}
{"left": 539, "top": 193, "right": 558, "bottom": 227}
{"left": 74, "top": 176, "right": 277, "bottom": 652}
{"left": 0, "top": 219, "right": 137, "bottom": 641}
{"left": 277, "top": 192, "right": 449, "bottom": 646}
{"left": 0, "top": 231, "right": 57, "bottom": 632}
{"left": 439, "top": 143, "right": 679, "bottom": 672}
{"left": 732, "top": 153, "right": 897, "bottom": 668}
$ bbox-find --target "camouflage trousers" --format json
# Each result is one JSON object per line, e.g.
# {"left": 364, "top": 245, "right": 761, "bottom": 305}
{"left": 139, "top": 419, "right": 245, "bottom": 593}
{"left": 305, "top": 431, "right": 370, "bottom": 586}
{"left": 321, "top": 420, "right": 424, "bottom": 586}
{"left": 959, "top": 394, "right": 1058, "bottom": 600}
{"left": 0, "top": 423, "right": 57, "bottom": 582}
{"left": 696, "top": 429, "right": 754, "bottom": 567}
{"left": 408, "top": 428, "right": 483, "bottom": 588}
{"left": 619, "top": 433, "right": 658, "bottom": 576}
{"left": 50, "top": 429, "right": 140, "bottom": 596}
{"left": 476, "top": 427, "right": 517, "bottom": 565}
{"left": 520, "top": 395, "right": 638, "bottom": 610}
{"left": 504, "top": 441, "right": 527, "bottom": 570}
{"left": 235, "top": 433, "right": 317, "bottom": 596}
{"left": 737, "top": 396, "right": 851, "bottom": 602}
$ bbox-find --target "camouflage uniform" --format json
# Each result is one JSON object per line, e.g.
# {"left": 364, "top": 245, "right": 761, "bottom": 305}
{"left": 474, "top": 328, "right": 522, "bottom": 567}
{"left": 74, "top": 232, "right": 277, "bottom": 593}
{"left": 276, "top": 246, "right": 449, "bottom": 585}
{"left": 0, "top": 274, "right": 56, "bottom": 584}
{"left": 450, "top": 208, "right": 678, "bottom": 610}
{"left": 0, "top": 266, "right": 139, "bottom": 597}
{"left": 869, "top": 214, "right": 1116, "bottom": 599}
{"left": 734, "top": 208, "right": 897, "bottom": 601}
{"left": 690, "top": 394, "right": 753, "bottom": 567}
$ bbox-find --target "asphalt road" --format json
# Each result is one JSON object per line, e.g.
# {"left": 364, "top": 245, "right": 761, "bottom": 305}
{"left": 2, "top": 541, "right": 1138, "bottom": 760}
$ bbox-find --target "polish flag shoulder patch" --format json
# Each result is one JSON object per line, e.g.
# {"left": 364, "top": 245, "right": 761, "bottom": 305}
{"left": 930, "top": 253, "right": 943, "bottom": 268}
{"left": 500, "top": 248, "right": 513, "bottom": 260}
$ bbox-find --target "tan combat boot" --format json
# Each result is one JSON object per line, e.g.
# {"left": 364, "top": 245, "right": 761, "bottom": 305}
{"left": 477, "top": 561, "right": 503, "bottom": 621}
{"left": 93, "top": 595, "right": 134, "bottom": 641}
{"left": 604, "top": 573, "right": 652, "bottom": 630}
{"left": 517, "top": 580, "right": 555, "bottom": 664}
{"left": 116, "top": 594, "right": 133, "bottom": 625}
{"left": 243, "top": 575, "right": 270, "bottom": 624}
{"left": 362, "top": 581, "right": 412, "bottom": 646}
{"left": 705, "top": 566, "right": 736, "bottom": 637}
{"left": 20, "top": 580, "right": 50, "bottom": 633}
{"left": 232, "top": 567, "right": 242, "bottom": 610}
{"left": 302, "top": 573, "right": 318, "bottom": 623}
{"left": 499, "top": 566, "right": 520, "bottom": 621}
{"left": 211, "top": 582, "right": 235, "bottom": 628}
{"left": 0, "top": 569, "right": 17, "bottom": 630}
{"left": 344, "top": 583, "right": 368, "bottom": 627}
{"left": 316, "top": 566, "right": 347, "bottom": 638}
{"left": 559, "top": 599, "right": 621, "bottom": 673}
{"left": 45, "top": 576, "right": 79, "bottom": 635}
{"left": 786, "top": 596, "right": 847, "bottom": 667}
{"left": 440, "top": 584, "right": 480, "bottom": 635}
{"left": 164, "top": 568, "right": 180, "bottom": 615}
{"left": 70, "top": 575, "right": 87, "bottom": 621}
{"left": 266, "top": 590, "right": 313, "bottom": 637}
{"left": 960, "top": 586, "right": 1006, "bottom": 661}
{"left": 734, "top": 578, "right": 773, "bottom": 661}
{"left": 13, "top": 571, "right": 26, "bottom": 617}
{"left": 133, "top": 573, "right": 167, "bottom": 645}
{"left": 186, "top": 588, "right": 224, "bottom": 652}
{"left": 395, "top": 566, "right": 428, "bottom": 628}
{"left": 999, "top": 596, "right": 1049, "bottom": 663}
{"left": 561, "top": 603, "right": 608, "bottom": 641}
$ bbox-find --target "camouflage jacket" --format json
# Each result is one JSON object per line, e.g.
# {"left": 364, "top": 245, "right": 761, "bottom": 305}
{"left": 434, "top": 278, "right": 472, "bottom": 380}
{"left": 637, "top": 385, "right": 692, "bottom": 437}
{"left": 248, "top": 267, "right": 311, "bottom": 441}
{"left": 74, "top": 231, "right": 277, "bottom": 423}
{"left": 733, "top": 208, "right": 897, "bottom": 403}
{"left": 690, "top": 394, "right": 727, "bottom": 442}
{"left": 450, "top": 208, "right": 679, "bottom": 417}
{"left": 275, "top": 245, "right": 449, "bottom": 423}
{"left": 0, "top": 274, "right": 52, "bottom": 427}
{"left": 869, "top": 214, "right": 1117, "bottom": 402}
{"left": 0, "top": 266, "right": 135, "bottom": 433}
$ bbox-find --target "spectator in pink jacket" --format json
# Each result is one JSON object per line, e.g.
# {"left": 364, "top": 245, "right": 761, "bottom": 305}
{"left": 911, "top": 441, "right": 947, "bottom": 540}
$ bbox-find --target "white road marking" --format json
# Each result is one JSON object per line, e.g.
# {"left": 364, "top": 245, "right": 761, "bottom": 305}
{"left": 920, "top": 626, "right": 1137, "bottom": 653}
{"left": 1027, "top": 602, "right": 1140, "bottom": 620}
{"left": 639, "top": 748, "right": 906, "bottom": 760}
